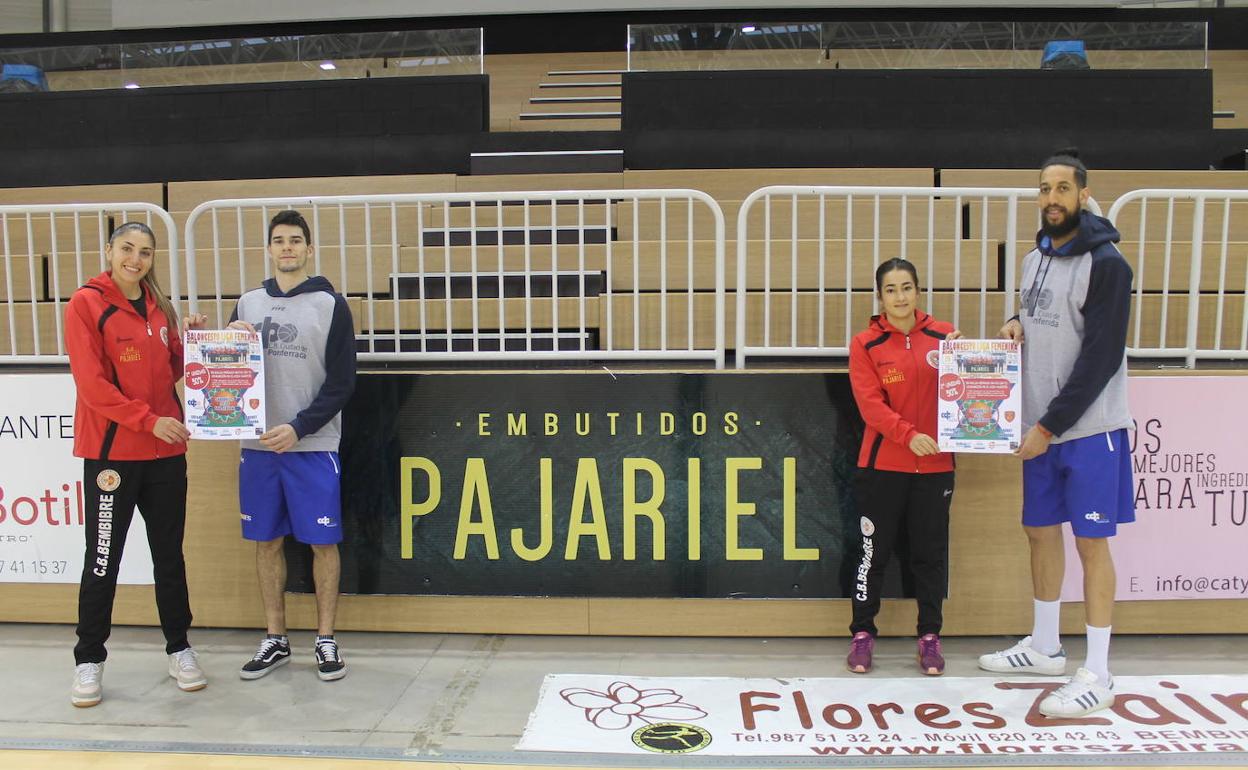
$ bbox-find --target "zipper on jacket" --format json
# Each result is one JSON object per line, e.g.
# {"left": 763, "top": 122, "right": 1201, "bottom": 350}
{"left": 905, "top": 334, "right": 911, "bottom": 350}
{"left": 146, "top": 321, "right": 152, "bottom": 336}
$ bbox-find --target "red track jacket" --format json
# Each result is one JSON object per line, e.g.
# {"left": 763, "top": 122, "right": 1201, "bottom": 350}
{"left": 848, "top": 310, "right": 956, "bottom": 474}
{"left": 65, "top": 273, "right": 186, "bottom": 461}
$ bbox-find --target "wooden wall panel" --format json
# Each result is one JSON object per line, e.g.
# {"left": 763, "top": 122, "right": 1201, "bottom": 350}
{"left": 0, "top": 372, "right": 1245, "bottom": 636}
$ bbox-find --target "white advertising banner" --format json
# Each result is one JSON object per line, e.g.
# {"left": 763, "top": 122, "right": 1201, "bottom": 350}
{"left": 1062, "top": 376, "right": 1248, "bottom": 602}
{"left": 519, "top": 674, "right": 1248, "bottom": 757}
{"left": 937, "top": 338, "right": 1022, "bottom": 453}
{"left": 0, "top": 374, "right": 154, "bottom": 584}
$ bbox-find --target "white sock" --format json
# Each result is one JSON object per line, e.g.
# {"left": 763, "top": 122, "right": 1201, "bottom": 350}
{"left": 1084, "top": 625, "right": 1112, "bottom": 683}
{"left": 1030, "top": 598, "right": 1062, "bottom": 656}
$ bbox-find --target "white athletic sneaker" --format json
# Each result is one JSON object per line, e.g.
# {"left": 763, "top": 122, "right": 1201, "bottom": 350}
{"left": 71, "top": 662, "right": 104, "bottom": 707}
{"left": 978, "top": 636, "right": 1067, "bottom": 675}
{"left": 1040, "top": 668, "right": 1114, "bottom": 717}
{"left": 168, "top": 647, "right": 208, "bottom": 692}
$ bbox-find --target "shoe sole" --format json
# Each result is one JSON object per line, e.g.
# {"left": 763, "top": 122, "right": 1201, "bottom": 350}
{"left": 1040, "top": 696, "right": 1114, "bottom": 718}
{"left": 978, "top": 659, "right": 1066, "bottom": 676}
{"left": 173, "top": 676, "right": 208, "bottom": 692}
{"left": 240, "top": 654, "right": 290, "bottom": 680}
{"left": 846, "top": 663, "right": 870, "bottom": 674}
{"left": 71, "top": 695, "right": 101, "bottom": 708}
{"left": 317, "top": 665, "right": 347, "bottom": 682}
{"left": 919, "top": 658, "right": 944, "bottom": 676}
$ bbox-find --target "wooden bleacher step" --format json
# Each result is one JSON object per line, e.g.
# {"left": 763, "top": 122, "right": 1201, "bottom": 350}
{"left": 469, "top": 149, "right": 623, "bottom": 175}
{"left": 390, "top": 271, "right": 605, "bottom": 300}
{"left": 370, "top": 269, "right": 605, "bottom": 354}
{"left": 520, "top": 68, "right": 623, "bottom": 129}
{"left": 530, "top": 95, "right": 621, "bottom": 104}
{"left": 517, "top": 110, "right": 622, "bottom": 121}
{"left": 546, "top": 70, "right": 628, "bottom": 76}
{"left": 365, "top": 330, "right": 597, "bottom": 354}
{"left": 537, "top": 81, "right": 621, "bottom": 89}
{"left": 422, "top": 226, "right": 613, "bottom": 247}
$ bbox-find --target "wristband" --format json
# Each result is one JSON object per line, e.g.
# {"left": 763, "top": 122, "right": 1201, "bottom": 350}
{"left": 1035, "top": 424, "right": 1053, "bottom": 438}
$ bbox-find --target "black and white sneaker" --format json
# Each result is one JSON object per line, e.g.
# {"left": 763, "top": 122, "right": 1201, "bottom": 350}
{"left": 240, "top": 635, "right": 291, "bottom": 680}
{"left": 314, "top": 636, "right": 346, "bottom": 681}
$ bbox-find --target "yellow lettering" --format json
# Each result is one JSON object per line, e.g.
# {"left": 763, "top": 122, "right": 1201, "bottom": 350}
{"left": 400, "top": 457, "right": 440, "bottom": 559}
{"left": 507, "top": 413, "right": 527, "bottom": 436}
{"left": 783, "top": 457, "right": 819, "bottom": 560}
{"left": 687, "top": 457, "right": 701, "bottom": 560}
{"left": 511, "top": 458, "right": 553, "bottom": 561}
{"left": 477, "top": 413, "right": 491, "bottom": 436}
{"left": 565, "top": 458, "right": 610, "bottom": 560}
{"left": 660, "top": 413, "right": 675, "bottom": 436}
{"left": 623, "top": 458, "right": 665, "bottom": 560}
{"left": 453, "top": 458, "right": 499, "bottom": 559}
{"left": 725, "top": 457, "right": 764, "bottom": 560}
{"left": 544, "top": 412, "right": 559, "bottom": 436}
{"left": 607, "top": 412, "right": 620, "bottom": 435}
{"left": 575, "top": 413, "right": 590, "bottom": 436}
{"left": 724, "top": 411, "right": 739, "bottom": 435}
{"left": 692, "top": 412, "right": 707, "bottom": 435}
{"left": 635, "top": 412, "right": 643, "bottom": 435}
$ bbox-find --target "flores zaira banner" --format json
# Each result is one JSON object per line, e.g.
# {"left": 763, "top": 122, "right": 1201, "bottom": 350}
{"left": 517, "top": 674, "right": 1248, "bottom": 757}
{"left": 288, "top": 372, "right": 897, "bottom": 598}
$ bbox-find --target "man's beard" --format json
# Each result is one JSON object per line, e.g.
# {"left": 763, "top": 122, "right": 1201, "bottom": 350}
{"left": 1041, "top": 206, "right": 1081, "bottom": 239}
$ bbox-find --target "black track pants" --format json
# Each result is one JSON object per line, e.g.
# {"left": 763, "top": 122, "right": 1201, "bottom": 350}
{"left": 75, "top": 455, "right": 192, "bottom": 664}
{"left": 849, "top": 468, "right": 954, "bottom": 637}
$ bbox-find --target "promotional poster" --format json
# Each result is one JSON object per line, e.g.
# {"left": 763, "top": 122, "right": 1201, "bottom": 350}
{"left": 183, "top": 329, "right": 266, "bottom": 440}
{"left": 937, "top": 339, "right": 1022, "bottom": 454}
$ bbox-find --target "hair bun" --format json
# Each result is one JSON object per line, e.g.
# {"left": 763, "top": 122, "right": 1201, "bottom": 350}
{"left": 1054, "top": 146, "right": 1080, "bottom": 159}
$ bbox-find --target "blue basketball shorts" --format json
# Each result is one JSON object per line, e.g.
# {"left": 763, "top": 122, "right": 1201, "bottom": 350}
{"left": 239, "top": 448, "right": 343, "bottom": 544}
{"left": 1022, "top": 428, "right": 1135, "bottom": 538}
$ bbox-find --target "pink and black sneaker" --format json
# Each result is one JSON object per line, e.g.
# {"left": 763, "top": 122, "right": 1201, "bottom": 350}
{"left": 846, "top": 631, "right": 874, "bottom": 674}
{"left": 918, "top": 633, "right": 945, "bottom": 676}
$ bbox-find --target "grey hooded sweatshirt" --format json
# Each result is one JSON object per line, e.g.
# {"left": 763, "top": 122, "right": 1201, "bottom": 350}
{"left": 231, "top": 276, "right": 356, "bottom": 453}
{"left": 1018, "top": 209, "right": 1134, "bottom": 444}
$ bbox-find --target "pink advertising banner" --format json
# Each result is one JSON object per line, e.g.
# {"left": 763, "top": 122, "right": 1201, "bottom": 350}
{"left": 1061, "top": 377, "right": 1248, "bottom": 602}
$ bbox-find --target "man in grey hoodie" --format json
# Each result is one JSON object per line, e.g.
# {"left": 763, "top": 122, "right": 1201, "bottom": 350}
{"left": 228, "top": 210, "right": 357, "bottom": 682}
{"left": 978, "top": 151, "right": 1135, "bottom": 718}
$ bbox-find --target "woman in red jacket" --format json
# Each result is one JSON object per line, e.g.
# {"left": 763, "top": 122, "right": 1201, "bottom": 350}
{"left": 846, "top": 257, "right": 959, "bottom": 677}
{"left": 64, "top": 222, "right": 207, "bottom": 707}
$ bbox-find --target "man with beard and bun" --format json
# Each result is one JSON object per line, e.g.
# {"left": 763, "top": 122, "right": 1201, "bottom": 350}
{"left": 978, "top": 150, "right": 1135, "bottom": 718}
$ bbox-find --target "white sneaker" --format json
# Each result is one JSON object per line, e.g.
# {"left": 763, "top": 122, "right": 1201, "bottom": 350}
{"left": 71, "top": 662, "right": 104, "bottom": 707}
{"left": 1040, "top": 668, "right": 1114, "bottom": 717}
{"left": 978, "top": 636, "right": 1067, "bottom": 675}
{"left": 168, "top": 648, "right": 208, "bottom": 692}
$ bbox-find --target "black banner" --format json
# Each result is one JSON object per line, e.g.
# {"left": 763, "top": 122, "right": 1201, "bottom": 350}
{"left": 287, "top": 372, "right": 918, "bottom": 599}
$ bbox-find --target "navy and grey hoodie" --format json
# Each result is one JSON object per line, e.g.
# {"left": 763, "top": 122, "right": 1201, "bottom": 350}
{"left": 1018, "top": 209, "right": 1133, "bottom": 443}
{"left": 231, "top": 276, "right": 356, "bottom": 452}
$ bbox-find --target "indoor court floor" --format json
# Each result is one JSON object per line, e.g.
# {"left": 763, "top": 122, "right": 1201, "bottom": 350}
{"left": 1, "top": 625, "right": 1246, "bottom": 769}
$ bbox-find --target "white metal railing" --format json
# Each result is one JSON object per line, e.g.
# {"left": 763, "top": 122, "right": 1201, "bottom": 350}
{"left": 184, "top": 191, "right": 725, "bottom": 367}
{"left": 0, "top": 203, "right": 179, "bottom": 364}
{"left": 733, "top": 185, "right": 1102, "bottom": 368}
{"left": 5, "top": 187, "right": 1245, "bottom": 370}
{"left": 1108, "top": 188, "right": 1248, "bottom": 367}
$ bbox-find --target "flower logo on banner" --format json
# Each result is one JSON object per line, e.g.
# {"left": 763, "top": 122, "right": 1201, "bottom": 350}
{"left": 559, "top": 681, "right": 708, "bottom": 730}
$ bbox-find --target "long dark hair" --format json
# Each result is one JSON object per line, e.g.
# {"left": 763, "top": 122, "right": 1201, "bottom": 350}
{"left": 108, "top": 222, "right": 178, "bottom": 328}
